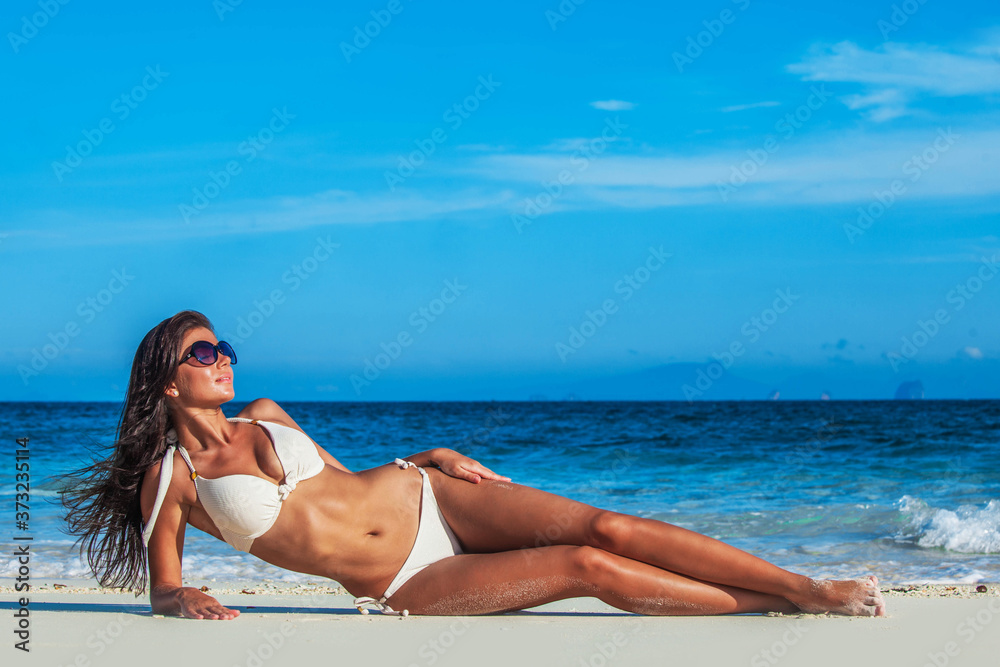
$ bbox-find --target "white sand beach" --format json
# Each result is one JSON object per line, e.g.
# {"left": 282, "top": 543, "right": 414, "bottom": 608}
{"left": 3, "top": 581, "right": 998, "bottom": 666}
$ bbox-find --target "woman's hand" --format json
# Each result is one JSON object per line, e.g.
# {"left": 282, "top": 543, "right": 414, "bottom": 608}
{"left": 431, "top": 448, "right": 511, "bottom": 484}
{"left": 164, "top": 587, "right": 240, "bottom": 620}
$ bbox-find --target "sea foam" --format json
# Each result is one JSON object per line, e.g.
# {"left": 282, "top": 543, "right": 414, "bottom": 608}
{"left": 899, "top": 495, "right": 1000, "bottom": 554}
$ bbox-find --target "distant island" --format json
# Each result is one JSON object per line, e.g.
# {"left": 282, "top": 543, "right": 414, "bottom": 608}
{"left": 894, "top": 380, "right": 925, "bottom": 400}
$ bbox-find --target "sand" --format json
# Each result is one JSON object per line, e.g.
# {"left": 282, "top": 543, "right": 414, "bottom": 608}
{"left": 2, "top": 580, "right": 999, "bottom": 666}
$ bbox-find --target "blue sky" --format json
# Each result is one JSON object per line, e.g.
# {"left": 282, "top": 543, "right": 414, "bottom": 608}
{"left": 2, "top": 0, "right": 999, "bottom": 401}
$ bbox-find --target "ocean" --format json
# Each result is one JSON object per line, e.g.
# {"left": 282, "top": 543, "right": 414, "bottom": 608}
{"left": 2, "top": 400, "right": 998, "bottom": 585}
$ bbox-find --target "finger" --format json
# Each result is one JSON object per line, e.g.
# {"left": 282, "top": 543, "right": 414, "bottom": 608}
{"left": 474, "top": 465, "right": 511, "bottom": 482}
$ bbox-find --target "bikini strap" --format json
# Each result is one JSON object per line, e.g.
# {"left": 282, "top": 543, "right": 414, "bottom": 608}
{"left": 142, "top": 445, "right": 181, "bottom": 547}
{"left": 354, "top": 595, "right": 409, "bottom": 617}
{"left": 142, "top": 421, "right": 248, "bottom": 547}
{"left": 227, "top": 417, "right": 262, "bottom": 425}
{"left": 175, "top": 445, "right": 198, "bottom": 479}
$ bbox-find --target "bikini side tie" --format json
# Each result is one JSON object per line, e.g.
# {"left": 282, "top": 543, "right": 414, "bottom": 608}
{"left": 351, "top": 458, "right": 419, "bottom": 617}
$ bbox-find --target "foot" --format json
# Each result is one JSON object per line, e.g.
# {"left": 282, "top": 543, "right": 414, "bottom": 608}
{"left": 787, "top": 575, "right": 886, "bottom": 617}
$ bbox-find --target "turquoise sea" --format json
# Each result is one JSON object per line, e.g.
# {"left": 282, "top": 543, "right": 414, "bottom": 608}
{"left": 1, "top": 400, "right": 998, "bottom": 585}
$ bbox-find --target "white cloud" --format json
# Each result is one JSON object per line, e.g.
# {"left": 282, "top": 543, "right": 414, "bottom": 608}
{"left": 840, "top": 88, "right": 909, "bottom": 122}
{"left": 15, "top": 188, "right": 519, "bottom": 245}
{"left": 468, "top": 127, "right": 1000, "bottom": 207}
{"left": 589, "top": 100, "right": 636, "bottom": 111}
{"left": 541, "top": 137, "right": 600, "bottom": 151}
{"left": 962, "top": 346, "right": 984, "bottom": 360}
{"left": 456, "top": 143, "right": 512, "bottom": 152}
{"left": 787, "top": 39, "right": 1000, "bottom": 121}
{"left": 720, "top": 101, "right": 781, "bottom": 113}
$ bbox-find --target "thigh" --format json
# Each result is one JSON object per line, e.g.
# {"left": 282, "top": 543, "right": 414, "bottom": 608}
{"left": 384, "top": 545, "right": 598, "bottom": 615}
{"left": 425, "top": 468, "right": 602, "bottom": 553}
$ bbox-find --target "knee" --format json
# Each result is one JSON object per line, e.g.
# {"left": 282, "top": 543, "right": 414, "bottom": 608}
{"left": 585, "top": 511, "right": 634, "bottom": 552}
{"left": 567, "top": 546, "right": 617, "bottom": 584}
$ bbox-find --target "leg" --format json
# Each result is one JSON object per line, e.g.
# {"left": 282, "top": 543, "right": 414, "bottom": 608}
{"left": 425, "top": 470, "right": 885, "bottom": 616}
{"left": 385, "top": 544, "right": 801, "bottom": 616}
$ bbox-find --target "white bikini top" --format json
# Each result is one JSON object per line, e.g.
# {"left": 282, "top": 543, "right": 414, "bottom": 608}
{"left": 141, "top": 417, "right": 326, "bottom": 553}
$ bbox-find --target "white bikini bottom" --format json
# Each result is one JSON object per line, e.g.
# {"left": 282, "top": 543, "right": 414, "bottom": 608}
{"left": 353, "top": 459, "right": 464, "bottom": 616}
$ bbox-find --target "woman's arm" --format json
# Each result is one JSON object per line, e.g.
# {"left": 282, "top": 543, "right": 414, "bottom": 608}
{"left": 242, "top": 398, "right": 510, "bottom": 483}
{"left": 241, "top": 398, "right": 352, "bottom": 473}
{"left": 140, "top": 457, "right": 240, "bottom": 619}
{"left": 403, "top": 448, "right": 512, "bottom": 484}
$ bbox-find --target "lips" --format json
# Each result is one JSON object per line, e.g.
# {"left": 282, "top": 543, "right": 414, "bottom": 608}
{"left": 215, "top": 375, "right": 232, "bottom": 383}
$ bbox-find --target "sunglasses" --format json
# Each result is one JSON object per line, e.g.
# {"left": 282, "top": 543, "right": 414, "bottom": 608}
{"left": 179, "top": 340, "right": 238, "bottom": 366}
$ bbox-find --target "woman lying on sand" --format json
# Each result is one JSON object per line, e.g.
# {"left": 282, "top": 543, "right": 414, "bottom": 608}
{"left": 62, "top": 310, "right": 886, "bottom": 619}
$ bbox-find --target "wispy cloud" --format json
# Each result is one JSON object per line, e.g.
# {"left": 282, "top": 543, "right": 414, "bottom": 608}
{"left": 962, "top": 346, "right": 985, "bottom": 360}
{"left": 720, "top": 101, "right": 781, "bottom": 113}
{"left": 13, "top": 188, "right": 518, "bottom": 246}
{"left": 456, "top": 143, "right": 513, "bottom": 152}
{"left": 469, "top": 127, "right": 1000, "bottom": 207}
{"left": 589, "top": 100, "right": 636, "bottom": 111}
{"left": 787, "top": 39, "right": 1000, "bottom": 121}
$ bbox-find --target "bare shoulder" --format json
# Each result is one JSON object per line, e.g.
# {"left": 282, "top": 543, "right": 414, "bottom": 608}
{"left": 237, "top": 398, "right": 299, "bottom": 429}
{"left": 238, "top": 398, "right": 352, "bottom": 474}
{"left": 138, "top": 450, "right": 194, "bottom": 522}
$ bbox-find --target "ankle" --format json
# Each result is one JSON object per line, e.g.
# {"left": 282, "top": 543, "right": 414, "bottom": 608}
{"left": 786, "top": 575, "right": 817, "bottom": 601}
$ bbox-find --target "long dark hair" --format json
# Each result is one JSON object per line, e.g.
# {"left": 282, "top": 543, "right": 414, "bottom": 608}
{"left": 61, "top": 310, "right": 214, "bottom": 594}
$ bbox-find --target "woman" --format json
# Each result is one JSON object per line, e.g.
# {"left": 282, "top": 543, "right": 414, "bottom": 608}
{"left": 62, "top": 310, "right": 886, "bottom": 619}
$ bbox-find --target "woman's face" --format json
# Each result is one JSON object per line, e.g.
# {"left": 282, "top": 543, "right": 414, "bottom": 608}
{"left": 166, "top": 326, "right": 235, "bottom": 407}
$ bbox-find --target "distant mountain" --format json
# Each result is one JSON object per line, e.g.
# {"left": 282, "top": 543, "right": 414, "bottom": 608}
{"left": 894, "top": 380, "right": 925, "bottom": 400}
{"left": 564, "top": 363, "right": 773, "bottom": 401}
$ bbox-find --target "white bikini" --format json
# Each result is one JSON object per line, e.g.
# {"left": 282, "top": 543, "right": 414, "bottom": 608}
{"left": 141, "top": 417, "right": 463, "bottom": 616}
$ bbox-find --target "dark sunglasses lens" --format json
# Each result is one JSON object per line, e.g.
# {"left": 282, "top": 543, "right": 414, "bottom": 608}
{"left": 218, "top": 341, "right": 237, "bottom": 365}
{"left": 191, "top": 341, "right": 217, "bottom": 364}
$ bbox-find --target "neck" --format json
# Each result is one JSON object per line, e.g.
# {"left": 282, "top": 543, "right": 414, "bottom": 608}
{"left": 169, "top": 408, "right": 239, "bottom": 452}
